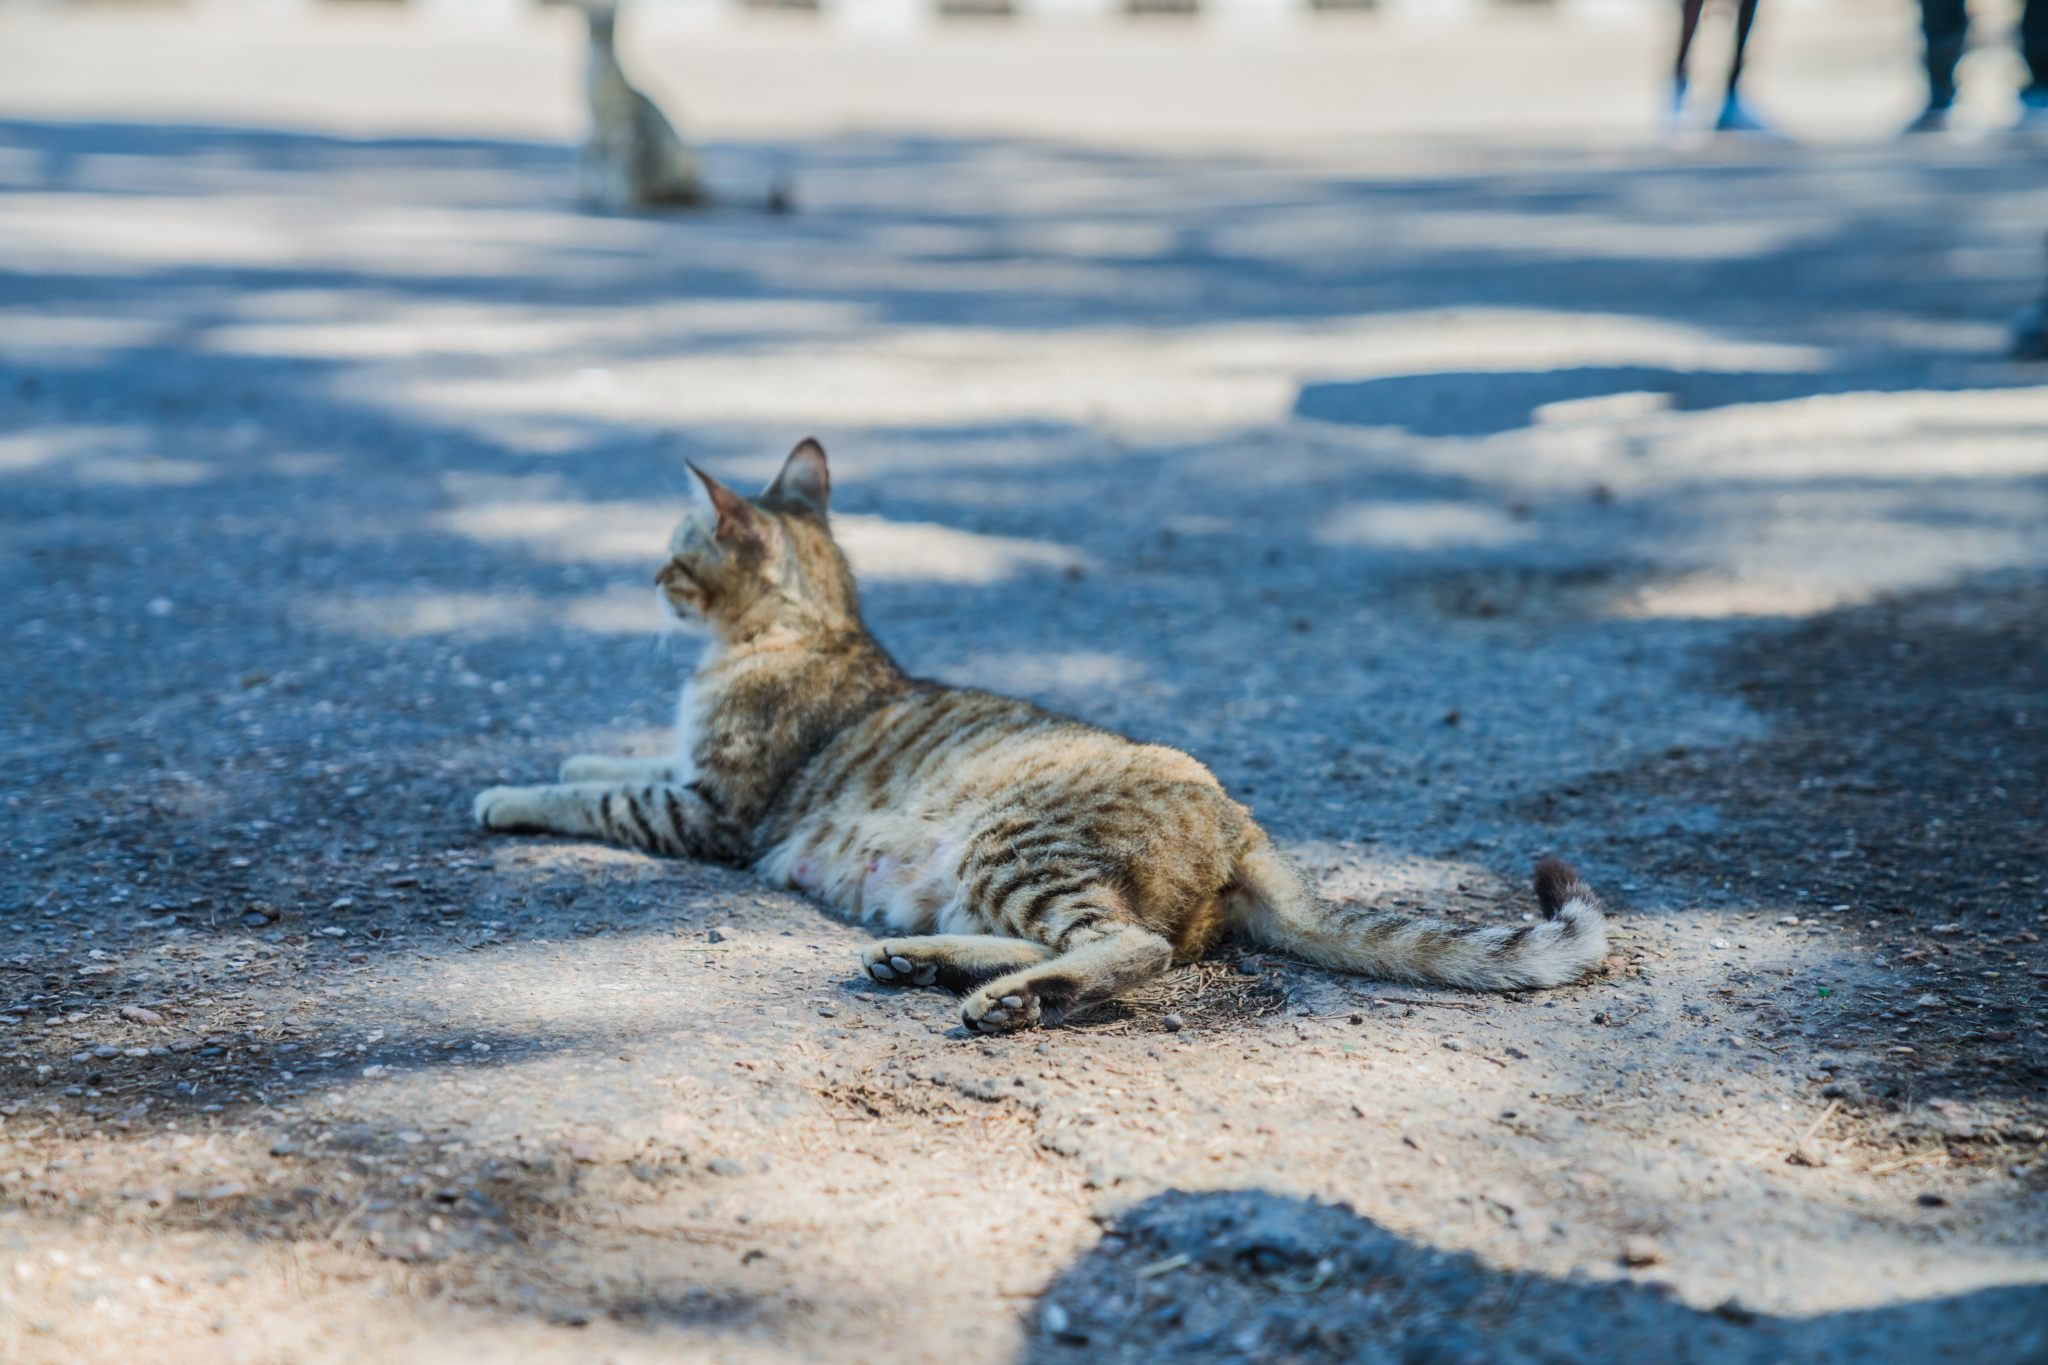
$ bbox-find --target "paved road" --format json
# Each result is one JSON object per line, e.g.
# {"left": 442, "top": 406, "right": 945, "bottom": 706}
{"left": 1, "top": 11, "right": 2045, "bottom": 1364}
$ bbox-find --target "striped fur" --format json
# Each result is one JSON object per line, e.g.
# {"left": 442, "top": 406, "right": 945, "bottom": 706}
{"left": 474, "top": 439, "right": 1608, "bottom": 1031}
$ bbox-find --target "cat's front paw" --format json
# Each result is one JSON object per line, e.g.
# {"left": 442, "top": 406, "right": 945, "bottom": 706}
{"left": 863, "top": 943, "right": 939, "bottom": 988}
{"left": 960, "top": 985, "right": 1044, "bottom": 1034}
{"left": 473, "top": 785, "right": 552, "bottom": 832}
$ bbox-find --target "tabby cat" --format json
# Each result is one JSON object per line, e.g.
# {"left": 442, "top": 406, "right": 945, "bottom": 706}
{"left": 473, "top": 440, "right": 1607, "bottom": 1032}
{"left": 576, "top": 2, "right": 709, "bottom": 213}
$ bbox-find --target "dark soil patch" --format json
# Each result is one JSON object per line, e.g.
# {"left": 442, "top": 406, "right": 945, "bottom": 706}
{"left": 1536, "top": 580, "right": 2048, "bottom": 1107}
{"left": 1028, "top": 1189, "right": 2048, "bottom": 1365}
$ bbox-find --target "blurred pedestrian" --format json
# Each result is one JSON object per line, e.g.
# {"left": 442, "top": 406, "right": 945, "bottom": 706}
{"left": 2014, "top": 234, "right": 2048, "bottom": 359}
{"left": 1671, "top": 0, "right": 1778, "bottom": 136}
{"left": 1906, "top": 0, "right": 2048, "bottom": 133}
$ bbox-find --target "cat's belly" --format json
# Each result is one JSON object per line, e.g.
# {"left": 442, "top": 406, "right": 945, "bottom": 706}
{"left": 755, "top": 816, "right": 973, "bottom": 934}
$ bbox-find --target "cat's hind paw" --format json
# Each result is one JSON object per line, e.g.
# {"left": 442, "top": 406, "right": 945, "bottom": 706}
{"left": 863, "top": 943, "right": 939, "bottom": 988}
{"left": 961, "top": 985, "right": 1045, "bottom": 1034}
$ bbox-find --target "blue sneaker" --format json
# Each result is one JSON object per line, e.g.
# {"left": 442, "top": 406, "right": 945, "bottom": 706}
{"left": 1715, "top": 93, "right": 1784, "bottom": 137}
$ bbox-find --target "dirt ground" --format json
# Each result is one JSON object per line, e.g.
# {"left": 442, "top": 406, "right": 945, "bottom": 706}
{"left": 3, "top": 8, "right": 2048, "bottom": 1363}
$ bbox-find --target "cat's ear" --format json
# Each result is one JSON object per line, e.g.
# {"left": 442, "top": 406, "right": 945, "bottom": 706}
{"left": 760, "top": 437, "right": 829, "bottom": 516}
{"left": 687, "top": 463, "right": 767, "bottom": 547}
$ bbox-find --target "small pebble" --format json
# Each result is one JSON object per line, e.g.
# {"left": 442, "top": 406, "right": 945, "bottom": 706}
{"left": 121, "top": 1006, "right": 165, "bottom": 1026}
{"left": 708, "top": 928, "right": 730, "bottom": 944}
{"left": 1162, "top": 1014, "right": 1184, "bottom": 1033}
{"left": 1916, "top": 1192, "right": 1947, "bottom": 1208}
{"left": 1709, "top": 939, "right": 1729, "bottom": 950}
{"left": 1620, "top": 1236, "right": 1662, "bottom": 1267}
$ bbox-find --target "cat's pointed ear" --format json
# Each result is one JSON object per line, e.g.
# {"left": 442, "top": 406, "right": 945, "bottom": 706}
{"left": 760, "top": 437, "right": 829, "bottom": 516}
{"left": 688, "top": 463, "right": 765, "bottom": 546}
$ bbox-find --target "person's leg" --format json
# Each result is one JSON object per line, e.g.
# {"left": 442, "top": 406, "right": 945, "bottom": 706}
{"left": 1919, "top": 0, "right": 1969, "bottom": 111}
{"left": 1670, "top": 0, "right": 1708, "bottom": 129}
{"left": 1714, "top": 0, "right": 1783, "bottom": 131}
{"left": 1725, "top": 0, "right": 1760, "bottom": 90}
{"left": 2020, "top": 0, "right": 2048, "bottom": 106}
{"left": 1674, "top": 0, "right": 1708, "bottom": 81}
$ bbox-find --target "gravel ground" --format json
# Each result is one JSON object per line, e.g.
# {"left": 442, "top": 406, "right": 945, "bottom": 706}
{"left": 2, "top": 14, "right": 2048, "bottom": 1363}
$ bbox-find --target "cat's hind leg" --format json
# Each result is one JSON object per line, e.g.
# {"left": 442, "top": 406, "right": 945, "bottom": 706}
{"left": 958, "top": 922, "right": 1172, "bottom": 1034}
{"left": 863, "top": 935, "right": 1053, "bottom": 991}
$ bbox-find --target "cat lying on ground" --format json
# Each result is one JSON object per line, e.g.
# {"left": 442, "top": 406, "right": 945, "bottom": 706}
{"left": 473, "top": 440, "right": 1607, "bottom": 1032}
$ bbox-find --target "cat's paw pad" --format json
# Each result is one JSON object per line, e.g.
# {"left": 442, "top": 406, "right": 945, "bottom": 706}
{"left": 961, "top": 988, "right": 1043, "bottom": 1034}
{"left": 862, "top": 943, "right": 939, "bottom": 988}
{"left": 473, "top": 785, "right": 548, "bottom": 831}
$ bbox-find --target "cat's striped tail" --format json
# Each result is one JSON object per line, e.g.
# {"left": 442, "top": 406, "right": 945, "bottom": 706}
{"left": 1228, "top": 841, "right": 1607, "bottom": 992}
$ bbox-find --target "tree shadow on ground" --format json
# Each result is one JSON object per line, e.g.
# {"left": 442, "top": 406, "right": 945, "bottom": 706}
{"left": 1025, "top": 1188, "right": 2048, "bottom": 1365}
{"left": 1293, "top": 365, "right": 2023, "bottom": 438}
{"left": 1519, "top": 574, "right": 2048, "bottom": 1104}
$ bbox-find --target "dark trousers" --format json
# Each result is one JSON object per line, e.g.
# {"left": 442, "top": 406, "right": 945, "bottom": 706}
{"left": 1922, "top": 0, "right": 2048, "bottom": 104}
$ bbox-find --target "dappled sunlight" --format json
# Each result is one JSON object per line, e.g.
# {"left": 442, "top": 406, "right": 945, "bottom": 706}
{"left": 304, "top": 585, "right": 664, "bottom": 639}
{"left": 1214, "top": 205, "right": 1837, "bottom": 264}
{"left": 0, "top": 422, "right": 215, "bottom": 486}
{"left": 1616, "top": 491, "right": 2048, "bottom": 620}
{"left": 0, "top": 311, "right": 170, "bottom": 365}
{"left": 835, "top": 514, "right": 1089, "bottom": 584}
{"left": 1277, "top": 382, "right": 2048, "bottom": 617}
{"left": 438, "top": 494, "right": 1091, "bottom": 586}
{"left": 1528, "top": 385, "right": 2048, "bottom": 487}
{"left": 382, "top": 309, "right": 1828, "bottom": 436}
{"left": 938, "top": 649, "right": 1147, "bottom": 698}
{"left": 1314, "top": 499, "right": 1534, "bottom": 552}
{"left": 0, "top": 192, "right": 663, "bottom": 279}
{"left": 0, "top": 423, "right": 150, "bottom": 473}
{"left": 204, "top": 295, "right": 871, "bottom": 362}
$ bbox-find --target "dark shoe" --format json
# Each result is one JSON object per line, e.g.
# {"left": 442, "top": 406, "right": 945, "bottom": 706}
{"left": 2018, "top": 85, "right": 2048, "bottom": 134}
{"left": 1903, "top": 102, "right": 1952, "bottom": 135}
{"left": 2013, "top": 301, "right": 2048, "bottom": 360}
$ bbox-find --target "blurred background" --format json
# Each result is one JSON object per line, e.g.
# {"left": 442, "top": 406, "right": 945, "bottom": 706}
{"left": 0, "top": 0, "right": 2030, "bottom": 146}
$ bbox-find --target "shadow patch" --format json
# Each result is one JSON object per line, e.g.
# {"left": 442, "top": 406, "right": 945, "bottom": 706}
{"left": 1025, "top": 1188, "right": 2048, "bottom": 1363}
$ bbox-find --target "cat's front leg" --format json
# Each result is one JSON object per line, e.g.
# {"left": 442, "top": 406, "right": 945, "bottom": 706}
{"left": 472, "top": 781, "right": 744, "bottom": 860}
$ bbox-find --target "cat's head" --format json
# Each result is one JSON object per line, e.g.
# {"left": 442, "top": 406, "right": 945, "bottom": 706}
{"left": 657, "top": 438, "right": 860, "bottom": 635}
{"left": 578, "top": 1, "right": 618, "bottom": 45}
